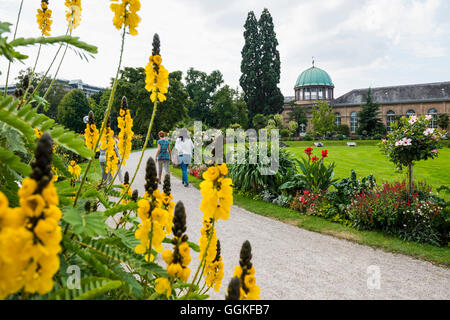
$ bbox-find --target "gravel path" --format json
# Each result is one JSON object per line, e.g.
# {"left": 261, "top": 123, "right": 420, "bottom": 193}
{"left": 113, "top": 149, "right": 450, "bottom": 300}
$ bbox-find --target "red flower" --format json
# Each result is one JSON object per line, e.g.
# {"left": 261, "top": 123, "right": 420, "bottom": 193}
{"left": 312, "top": 156, "right": 319, "bottom": 162}
{"left": 304, "top": 147, "right": 313, "bottom": 156}
{"left": 322, "top": 149, "right": 328, "bottom": 158}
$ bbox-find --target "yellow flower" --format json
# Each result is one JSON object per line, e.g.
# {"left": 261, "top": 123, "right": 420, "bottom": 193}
{"left": 155, "top": 277, "right": 171, "bottom": 298}
{"left": 84, "top": 122, "right": 99, "bottom": 152}
{"left": 162, "top": 249, "right": 173, "bottom": 265}
{"left": 145, "top": 52, "right": 169, "bottom": 103}
{"left": 117, "top": 106, "right": 134, "bottom": 165}
{"left": 110, "top": 0, "right": 141, "bottom": 35}
{"left": 34, "top": 128, "right": 43, "bottom": 139}
{"left": 18, "top": 178, "right": 37, "bottom": 199}
{"left": 65, "top": 0, "right": 82, "bottom": 31}
{"left": 36, "top": 0, "right": 52, "bottom": 36}
{"left": 42, "top": 183, "right": 59, "bottom": 206}
{"left": 203, "top": 166, "right": 220, "bottom": 181}
{"left": 20, "top": 194, "right": 46, "bottom": 218}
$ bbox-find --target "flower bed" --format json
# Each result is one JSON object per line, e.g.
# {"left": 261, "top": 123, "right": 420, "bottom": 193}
{"left": 189, "top": 164, "right": 208, "bottom": 179}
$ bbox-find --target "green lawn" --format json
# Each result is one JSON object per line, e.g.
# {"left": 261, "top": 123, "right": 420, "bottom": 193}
{"left": 283, "top": 141, "right": 450, "bottom": 195}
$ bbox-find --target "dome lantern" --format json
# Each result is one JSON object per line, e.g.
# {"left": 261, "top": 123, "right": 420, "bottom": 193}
{"left": 294, "top": 64, "right": 334, "bottom": 102}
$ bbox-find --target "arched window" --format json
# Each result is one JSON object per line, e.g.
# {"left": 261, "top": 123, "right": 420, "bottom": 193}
{"left": 325, "top": 88, "right": 329, "bottom": 100}
{"left": 428, "top": 108, "right": 438, "bottom": 129}
{"left": 318, "top": 88, "right": 323, "bottom": 99}
{"left": 335, "top": 113, "right": 341, "bottom": 127}
{"left": 406, "top": 109, "right": 415, "bottom": 117}
{"left": 299, "top": 88, "right": 303, "bottom": 100}
{"left": 386, "top": 110, "right": 395, "bottom": 132}
{"left": 350, "top": 112, "right": 358, "bottom": 133}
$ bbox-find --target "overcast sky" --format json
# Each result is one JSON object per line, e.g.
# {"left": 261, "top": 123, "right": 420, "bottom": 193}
{"left": 1, "top": 0, "right": 449, "bottom": 98}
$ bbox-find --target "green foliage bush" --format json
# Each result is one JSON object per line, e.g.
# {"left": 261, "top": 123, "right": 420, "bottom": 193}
{"left": 57, "top": 89, "right": 91, "bottom": 133}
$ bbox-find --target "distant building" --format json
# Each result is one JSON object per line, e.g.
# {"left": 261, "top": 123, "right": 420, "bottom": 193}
{"left": 0, "top": 79, "right": 105, "bottom": 98}
{"left": 282, "top": 63, "right": 450, "bottom": 134}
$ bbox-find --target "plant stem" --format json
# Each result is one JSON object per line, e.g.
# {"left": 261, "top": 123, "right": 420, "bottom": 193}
{"left": 19, "top": 43, "right": 42, "bottom": 109}
{"left": 73, "top": 26, "right": 126, "bottom": 207}
{"left": 115, "top": 100, "right": 158, "bottom": 205}
{"left": 187, "top": 220, "right": 215, "bottom": 295}
{"left": 31, "top": 28, "right": 70, "bottom": 102}
{"left": 407, "top": 163, "right": 413, "bottom": 195}
{"left": 4, "top": 0, "right": 24, "bottom": 97}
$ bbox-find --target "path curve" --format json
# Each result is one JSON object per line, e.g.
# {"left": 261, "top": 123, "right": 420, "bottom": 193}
{"left": 115, "top": 149, "right": 450, "bottom": 300}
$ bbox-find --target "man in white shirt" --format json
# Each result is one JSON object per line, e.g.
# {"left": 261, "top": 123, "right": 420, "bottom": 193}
{"left": 174, "top": 128, "right": 194, "bottom": 187}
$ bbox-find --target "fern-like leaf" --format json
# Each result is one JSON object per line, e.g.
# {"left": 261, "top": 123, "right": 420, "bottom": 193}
{"left": 49, "top": 277, "right": 121, "bottom": 300}
{"left": 0, "top": 145, "right": 31, "bottom": 176}
{"left": 0, "top": 95, "right": 94, "bottom": 159}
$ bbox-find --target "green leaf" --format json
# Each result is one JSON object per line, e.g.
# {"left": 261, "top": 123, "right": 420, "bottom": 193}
{"left": 62, "top": 207, "right": 107, "bottom": 237}
{"left": 49, "top": 277, "right": 122, "bottom": 300}
{"left": 0, "top": 95, "right": 94, "bottom": 159}
{"left": 0, "top": 145, "right": 31, "bottom": 176}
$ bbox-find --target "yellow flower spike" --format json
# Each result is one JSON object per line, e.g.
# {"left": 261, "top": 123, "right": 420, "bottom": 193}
{"left": 65, "top": 0, "right": 82, "bottom": 31}
{"left": 36, "top": 0, "right": 52, "bottom": 36}
{"left": 110, "top": 0, "right": 141, "bottom": 35}
{"left": 1, "top": 133, "right": 63, "bottom": 298}
{"left": 145, "top": 36, "right": 170, "bottom": 103}
{"left": 117, "top": 97, "right": 134, "bottom": 166}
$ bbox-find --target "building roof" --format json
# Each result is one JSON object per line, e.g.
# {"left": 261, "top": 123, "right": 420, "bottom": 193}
{"left": 333, "top": 81, "right": 450, "bottom": 106}
{"left": 295, "top": 66, "right": 334, "bottom": 88}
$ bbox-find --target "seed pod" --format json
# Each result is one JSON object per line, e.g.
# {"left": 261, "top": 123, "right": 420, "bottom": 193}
{"left": 88, "top": 110, "right": 95, "bottom": 125}
{"left": 131, "top": 189, "right": 139, "bottom": 202}
{"left": 30, "top": 132, "right": 53, "bottom": 194}
{"left": 152, "top": 33, "right": 160, "bottom": 57}
{"left": 225, "top": 277, "right": 241, "bottom": 300}
{"left": 85, "top": 200, "right": 91, "bottom": 213}
{"left": 144, "top": 157, "right": 157, "bottom": 194}
{"left": 121, "top": 96, "right": 128, "bottom": 111}
{"left": 124, "top": 171, "right": 130, "bottom": 185}
{"left": 239, "top": 240, "right": 252, "bottom": 272}
{"left": 163, "top": 173, "right": 171, "bottom": 195}
{"left": 172, "top": 201, "right": 187, "bottom": 238}
{"left": 152, "top": 34, "right": 161, "bottom": 73}
{"left": 213, "top": 240, "right": 221, "bottom": 263}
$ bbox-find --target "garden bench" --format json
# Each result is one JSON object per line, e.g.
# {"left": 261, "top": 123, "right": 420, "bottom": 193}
{"left": 347, "top": 142, "right": 357, "bottom": 147}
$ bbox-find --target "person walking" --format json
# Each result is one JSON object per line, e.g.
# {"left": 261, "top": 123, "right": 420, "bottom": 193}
{"left": 155, "top": 131, "right": 171, "bottom": 184}
{"left": 174, "top": 128, "right": 194, "bottom": 187}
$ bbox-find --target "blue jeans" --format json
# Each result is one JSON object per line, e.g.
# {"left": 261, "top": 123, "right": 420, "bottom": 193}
{"left": 178, "top": 154, "right": 191, "bottom": 185}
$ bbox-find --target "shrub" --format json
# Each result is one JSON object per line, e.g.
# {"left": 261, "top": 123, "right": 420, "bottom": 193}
{"left": 280, "top": 128, "right": 290, "bottom": 138}
{"left": 280, "top": 147, "right": 337, "bottom": 194}
{"left": 272, "top": 193, "right": 293, "bottom": 208}
{"left": 228, "top": 144, "right": 295, "bottom": 195}
{"left": 379, "top": 114, "right": 446, "bottom": 193}
{"left": 347, "top": 181, "right": 448, "bottom": 246}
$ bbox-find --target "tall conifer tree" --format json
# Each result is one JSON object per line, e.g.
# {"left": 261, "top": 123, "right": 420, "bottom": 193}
{"left": 357, "top": 88, "right": 385, "bottom": 136}
{"left": 258, "top": 8, "right": 284, "bottom": 116}
{"left": 240, "top": 11, "right": 260, "bottom": 122}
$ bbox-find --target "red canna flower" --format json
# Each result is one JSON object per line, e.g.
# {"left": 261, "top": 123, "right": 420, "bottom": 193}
{"left": 322, "top": 149, "right": 328, "bottom": 158}
{"left": 304, "top": 147, "right": 313, "bottom": 156}
{"left": 312, "top": 156, "right": 319, "bottom": 162}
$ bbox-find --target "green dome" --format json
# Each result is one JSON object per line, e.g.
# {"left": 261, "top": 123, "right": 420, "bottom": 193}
{"left": 295, "top": 66, "right": 334, "bottom": 88}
